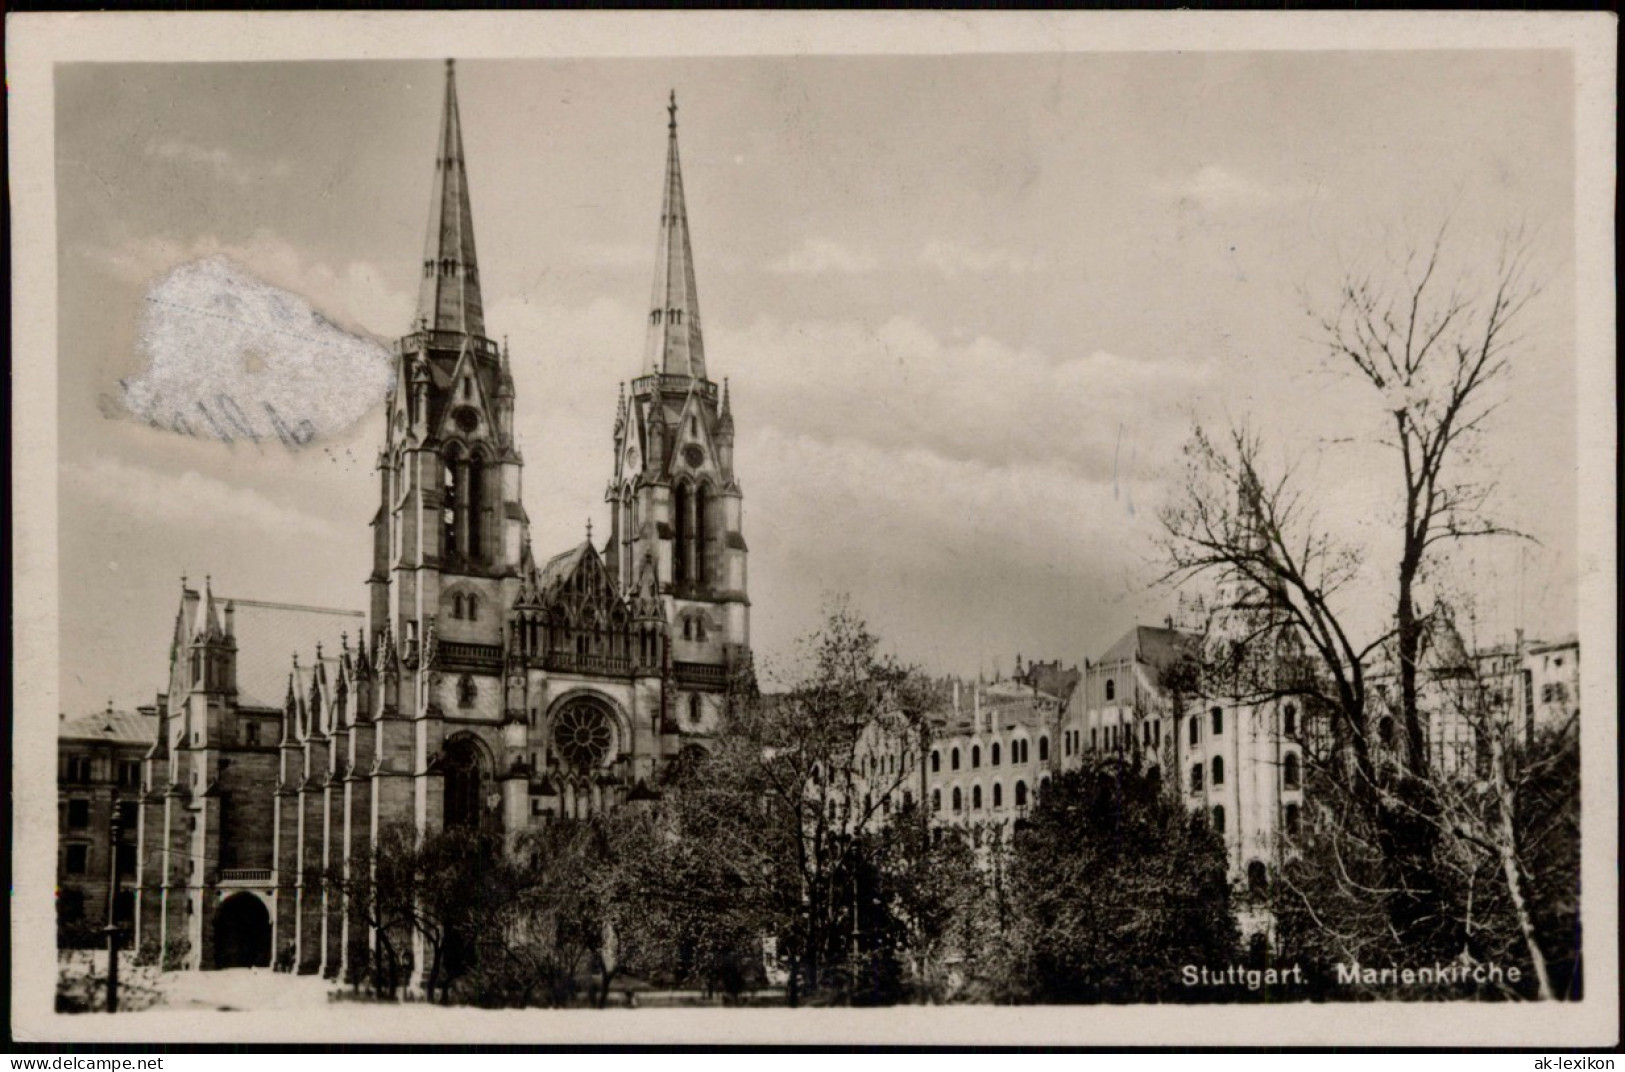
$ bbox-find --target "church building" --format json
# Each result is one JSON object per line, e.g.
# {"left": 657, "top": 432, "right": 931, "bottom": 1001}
{"left": 133, "top": 60, "right": 752, "bottom": 976}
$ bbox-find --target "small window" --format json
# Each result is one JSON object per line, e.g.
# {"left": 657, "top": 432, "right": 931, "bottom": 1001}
{"left": 1190, "top": 763, "right": 1204, "bottom": 793}
{"left": 1284, "top": 803, "right": 1301, "bottom": 835}
{"left": 67, "top": 756, "right": 92, "bottom": 783}
{"left": 65, "top": 844, "right": 89, "bottom": 875}
{"left": 1105, "top": 679, "right": 1116, "bottom": 702}
{"left": 467, "top": 594, "right": 478, "bottom": 621}
{"left": 1212, "top": 805, "right": 1226, "bottom": 834}
{"left": 118, "top": 760, "right": 142, "bottom": 788}
{"left": 932, "top": 789, "right": 942, "bottom": 812}
{"left": 972, "top": 785, "right": 982, "bottom": 810}
{"left": 1091, "top": 728, "right": 1098, "bottom": 750}
{"left": 931, "top": 750, "right": 940, "bottom": 773}
{"left": 453, "top": 593, "right": 464, "bottom": 620}
{"left": 1248, "top": 860, "right": 1268, "bottom": 895}
{"left": 1189, "top": 716, "right": 1200, "bottom": 747}
{"left": 244, "top": 721, "right": 260, "bottom": 747}
{"left": 1039, "top": 736, "right": 1049, "bottom": 762}
{"left": 1212, "top": 756, "right": 1224, "bottom": 786}
{"left": 951, "top": 748, "right": 960, "bottom": 771}
{"left": 971, "top": 745, "right": 981, "bottom": 770}
{"left": 1015, "top": 781, "right": 1028, "bottom": 807}
{"left": 67, "top": 799, "right": 90, "bottom": 829}
{"left": 952, "top": 787, "right": 962, "bottom": 812}
{"left": 1283, "top": 704, "right": 1296, "bottom": 736}
{"left": 991, "top": 742, "right": 1001, "bottom": 766}
{"left": 1283, "top": 752, "right": 1301, "bottom": 790}
{"left": 993, "top": 783, "right": 1002, "bottom": 808}
{"left": 1211, "top": 707, "right": 1224, "bottom": 735}
{"left": 689, "top": 695, "right": 702, "bottom": 726}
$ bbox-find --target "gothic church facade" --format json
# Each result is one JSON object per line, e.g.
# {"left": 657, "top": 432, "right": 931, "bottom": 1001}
{"left": 134, "top": 62, "right": 751, "bottom": 975}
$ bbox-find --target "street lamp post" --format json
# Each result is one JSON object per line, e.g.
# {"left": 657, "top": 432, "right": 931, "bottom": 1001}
{"left": 103, "top": 806, "right": 122, "bottom": 1013}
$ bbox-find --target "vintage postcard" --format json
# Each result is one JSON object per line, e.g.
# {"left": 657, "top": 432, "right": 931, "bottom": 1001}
{"left": 9, "top": 11, "right": 1617, "bottom": 1048}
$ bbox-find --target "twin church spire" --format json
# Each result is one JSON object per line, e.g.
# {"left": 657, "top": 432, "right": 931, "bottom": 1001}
{"left": 416, "top": 62, "right": 707, "bottom": 380}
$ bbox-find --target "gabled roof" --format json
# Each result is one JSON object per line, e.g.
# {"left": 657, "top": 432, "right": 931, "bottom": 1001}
{"left": 1098, "top": 625, "right": 1200, "bottom": 679}
{"left": 537, "top": 541, "right": 593, "bottom": 595}
{"left": 60, "top": 710, "right": 158, "bottom": 746}
{"left": 226, "top": 599, "right": 365, "bottom": 710}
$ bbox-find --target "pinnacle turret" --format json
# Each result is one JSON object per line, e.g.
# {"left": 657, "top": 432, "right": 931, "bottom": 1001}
{"left": 643, "top": 91, "right": 706, "bottom": 380}
{"left": 415, "top": 59, "right": 485, "bottom": 339}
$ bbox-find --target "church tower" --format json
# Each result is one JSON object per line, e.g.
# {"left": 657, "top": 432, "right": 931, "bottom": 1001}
{"left": 369, "top": 59, "right": 527, "bottom": 662}
{"left": 606, "top": 93, "right": 750, "bottom": 733}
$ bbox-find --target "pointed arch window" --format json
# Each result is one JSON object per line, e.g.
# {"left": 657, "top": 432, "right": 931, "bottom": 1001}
{"left": 442, "top": 451, "right": 462, "bottom": 558}
{"left": 467, "top": 454, "right": 484, "bottom": 562}
{"left": 673, "top": 483, "right": 691, "bottom": 586}
{"left": 694, "top": 485, "right": 710, "bottom": 587}
{"left": 467, "top": 593, "right": 478, "bottom": 621}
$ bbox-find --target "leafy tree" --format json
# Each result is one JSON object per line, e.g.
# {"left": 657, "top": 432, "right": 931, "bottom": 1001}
{"left": 1000, "top": 756, "right": 1238, "bottom": 1003}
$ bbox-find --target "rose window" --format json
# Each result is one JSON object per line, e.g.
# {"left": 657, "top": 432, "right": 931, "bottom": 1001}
{"left": 553, "top": 702, "right": 613, "bottom": 771}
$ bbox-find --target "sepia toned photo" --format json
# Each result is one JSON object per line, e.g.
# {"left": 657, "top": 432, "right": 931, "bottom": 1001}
{"left": 9, "top": 12, "right": 1617, "bottom": 1048}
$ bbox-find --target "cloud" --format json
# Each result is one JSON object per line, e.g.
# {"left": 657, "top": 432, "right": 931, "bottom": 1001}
{"left": 62, "top": 455, "right": 341, "bottom": 540}
{"left": 767, "top": 237, "right": 881, "bottom": 276}
{"left": 144, "top": 137, "right": 291, "bottom": 187}
{"left": 711, "top": 314, "right": 1211, "bottom": 485}
{"left": 919, "top": 240, "right": 1046, "bottom": 279}
{"left": 90, "top": 231, "right": 413, "bottom": 340}
{"left": 1154, "top": 165, "right": 1325, "bottom": 212}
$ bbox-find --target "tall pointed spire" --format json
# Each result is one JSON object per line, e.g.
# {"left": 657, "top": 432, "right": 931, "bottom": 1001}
{"left": 416, "top": 59, "right": 485, "bottom": 339}
{"left": 643, "top": 90, "right": 707, "bottom": 380}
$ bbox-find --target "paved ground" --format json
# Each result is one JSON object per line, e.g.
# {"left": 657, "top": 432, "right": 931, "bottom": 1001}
{"left": 161, "top": 967, "right": 337, "bottom": 1011}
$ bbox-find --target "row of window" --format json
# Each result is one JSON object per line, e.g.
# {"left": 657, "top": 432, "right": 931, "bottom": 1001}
{"left": 61, "top": 757, "right": 142, "bottom": 788}
{"left": 933, "top": 779, "right": 1040, "bottom": 812}
{"left": 1188, "top": 752, "right": 1300, "bottom": 793}
{"left": 930, "top": 736, "right": 1046, "bottom": 773}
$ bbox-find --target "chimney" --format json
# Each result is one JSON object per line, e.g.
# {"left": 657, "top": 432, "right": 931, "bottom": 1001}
{"left": 224, "top": 600, "right": 236, "bottom": 638}
{"left": 953, "top": 679, "right": 961, "bottom": 714}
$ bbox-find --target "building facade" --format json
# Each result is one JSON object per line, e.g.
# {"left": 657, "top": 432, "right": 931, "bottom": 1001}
{"left": 56, "top": 708, "right": 155, "bottom": 943}
{"left": 132, "top": 62, "right": 751, "bottom": 977}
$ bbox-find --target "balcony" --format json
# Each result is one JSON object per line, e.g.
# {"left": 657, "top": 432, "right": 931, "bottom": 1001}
{"left": 219, "top": 868, "right": 273, "bottom": 886}
{"left": 397, "top": 330, "right": 499, "bottom": 361}
{"left": 674, "top": 661, "right": 728, "bottom": 687}
{"left": 437, "top": 642, "right": 505, "bottom": 671}
{"left": 543, "top": 651, "right": 634, "bottom": 678}
{"left": 631, "top": 373, "right": 718, "bottom": 401}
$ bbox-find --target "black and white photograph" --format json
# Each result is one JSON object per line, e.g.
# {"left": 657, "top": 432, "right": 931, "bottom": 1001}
{"left": 9, "top": 11, "right": 1617, "bottom": 1049}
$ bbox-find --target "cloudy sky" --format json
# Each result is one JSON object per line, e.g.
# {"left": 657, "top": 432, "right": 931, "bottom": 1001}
{"left": 55, "top": 51, "right": 1578, "bottom": 712}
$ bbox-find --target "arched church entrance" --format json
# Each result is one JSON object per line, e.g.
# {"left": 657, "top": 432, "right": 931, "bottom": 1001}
{"left": 213, "top": 893, "right": 271, "bottom": 969}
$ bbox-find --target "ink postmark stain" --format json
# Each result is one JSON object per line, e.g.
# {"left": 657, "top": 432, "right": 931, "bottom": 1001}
{"left": 111, "top": 256, "right": 394, "bottom": 450}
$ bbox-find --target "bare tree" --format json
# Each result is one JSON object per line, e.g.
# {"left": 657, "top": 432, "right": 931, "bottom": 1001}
{"left": 1158, "top": 226, "right": 1562, "bottom": 993}
{"left": 1319, "top": 225, "right": 1540, "bottom": 776}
